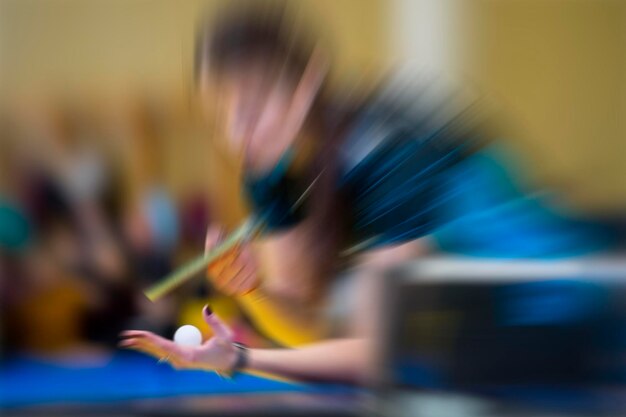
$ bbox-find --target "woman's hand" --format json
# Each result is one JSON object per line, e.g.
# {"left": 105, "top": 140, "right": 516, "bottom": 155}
{"left": 204, "top": 225, "right": 259, "bottom": 296}
{"left": 119, "top": 305, "right": 237, "bottom": 372}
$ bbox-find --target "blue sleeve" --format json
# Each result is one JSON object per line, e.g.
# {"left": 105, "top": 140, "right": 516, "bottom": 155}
{"left": 340, "top": 134, "right": 616, "bottom": 257}
{"left": 340, "top": 133, "right": 466, "bottom": 250}
{"left": 431, "top": 146, "right": 617, "bottom": 258}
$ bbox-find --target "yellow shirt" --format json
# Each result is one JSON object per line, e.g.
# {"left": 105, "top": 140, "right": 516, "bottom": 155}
{"left": 236, "top": 290, "right": 328, "bottom": 347}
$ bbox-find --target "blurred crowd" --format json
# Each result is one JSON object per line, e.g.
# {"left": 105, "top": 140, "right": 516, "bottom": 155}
{"left": 0, "top": 96, "right": 265, "bottom": 362}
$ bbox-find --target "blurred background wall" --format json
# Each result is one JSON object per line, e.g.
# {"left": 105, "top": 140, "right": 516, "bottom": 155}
{"left": 392, "top": 0, "right": 626, "bottom": 212}
{"left": 459, "top": 0, "right": 626, "bottom": 211}
{"left": 0, "top": 0, "right": 389, "bottom": 226}
{"left": 0, "top": 0, "right": 388, "bottom": 96}
{"left": 2, "top": 0, "right": 624, "bottom": 219}
{"left": 4, "top": 0, "right": 624, "bottom": 221}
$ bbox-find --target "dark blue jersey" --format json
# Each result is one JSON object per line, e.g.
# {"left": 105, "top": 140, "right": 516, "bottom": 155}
{"left": 245, "top": 90, "right": 616, "bottom": 258}
{"left": 338, "top": 103, "right": 615, "bottom": 258}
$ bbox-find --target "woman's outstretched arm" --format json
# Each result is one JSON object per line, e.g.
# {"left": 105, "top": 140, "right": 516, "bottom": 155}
{"left": 120, "top": 306, "right": 371, "bottom": 383}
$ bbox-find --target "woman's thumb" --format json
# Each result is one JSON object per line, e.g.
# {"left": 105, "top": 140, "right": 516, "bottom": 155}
{"left": 202, "top": 304, "right": 233, "bottom": 340}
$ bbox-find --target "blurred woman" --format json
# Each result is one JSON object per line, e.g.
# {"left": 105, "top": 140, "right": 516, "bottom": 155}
{"left": 120, "top": 3, "right": 616, "bottom": 383}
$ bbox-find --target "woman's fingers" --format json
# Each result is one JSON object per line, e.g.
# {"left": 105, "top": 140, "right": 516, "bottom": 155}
{"left": 235, "top": 246, "right": 259, "bottom": 293}
{"left": 120, "top": 337, "right": 171, "bottom": 361}
{"left": 120, "top": 330, "right": 175, "bottom": 350}
{"left": 207, "top": 244, "right": 258, "bottom": 296}
{"left": 120, "top": 330, "right": 153, "bottom": 338}
{"left": 124, "top": 339, "right": 193, "bottom": 369}
{"left": 120, "top": 337, "right": 168, "bottom": 358}
{"left": 202, "top": 305, "right": 233, "bottom": 341}
{"left": 221, "top": 255, "right": 257, "bottom": 295}
{"left": 119, "top": 309, "right": 235, "bottom": 372}
{"left": 204, "top": 224, "right": 258, "bottom": 296}
{"left": 119, "top": 330, "right": 191, "bottom": 362}
{"left": 207, "top": 247, "right": 237, "bottom": 281}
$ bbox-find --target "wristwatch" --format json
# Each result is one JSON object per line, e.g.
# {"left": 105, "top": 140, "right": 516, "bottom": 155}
{"left": 225, "top": 342, "right": 249, "bottom": 377}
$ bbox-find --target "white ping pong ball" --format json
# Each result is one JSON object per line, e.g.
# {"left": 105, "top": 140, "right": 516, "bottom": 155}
{"left": 174, "top": 325, "right": 203, "bottom": 347}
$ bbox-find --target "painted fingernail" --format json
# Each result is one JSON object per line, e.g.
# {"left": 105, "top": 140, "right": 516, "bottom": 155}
{"left": 203, "top": 304, "right": 213, "bottom": 316}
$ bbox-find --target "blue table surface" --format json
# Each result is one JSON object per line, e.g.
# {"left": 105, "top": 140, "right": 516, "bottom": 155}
{"left": 0, "top": 351, "right": 354, "bottom": 409}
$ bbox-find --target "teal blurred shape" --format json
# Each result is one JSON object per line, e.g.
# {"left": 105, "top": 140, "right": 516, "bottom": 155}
{"left": 0, "top": 198, "right": 32, "bottom": 253}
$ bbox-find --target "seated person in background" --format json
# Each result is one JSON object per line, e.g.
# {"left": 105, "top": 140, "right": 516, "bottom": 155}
{"left": 121, "top": 3, "right": 617, "bottom": 383}
{"left": 2, "top": 187, "right": 95, "bottom": 357}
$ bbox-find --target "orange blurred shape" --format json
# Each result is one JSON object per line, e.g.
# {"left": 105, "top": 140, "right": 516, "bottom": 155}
{"left": 205, "top": 246, "right": 257, "bottom": 295}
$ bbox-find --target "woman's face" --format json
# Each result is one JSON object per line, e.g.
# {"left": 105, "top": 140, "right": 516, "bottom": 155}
{"left": 200, "top": 62, "right": 296, "bottom": 159}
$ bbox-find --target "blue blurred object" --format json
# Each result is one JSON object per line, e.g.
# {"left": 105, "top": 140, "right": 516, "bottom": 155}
{"left": 339, "top": 92, "right": 616, "bottom": 258}
{"left": 243, "top": 149, "right": 306, "bottom": 232}
{"left": 142, "top": 187, "right": 180, "bottom": 254}
{"left": 0, "top": 351, "right": 355, "bottom": 409}
{"left": 497, "top": 280, "right": 607, "bottom": 326}
{"left": 432, "top": 145, "right": 616, "bottom": 258}
{"left": 0, "top": 198, "right": 32, "bottom": 253}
